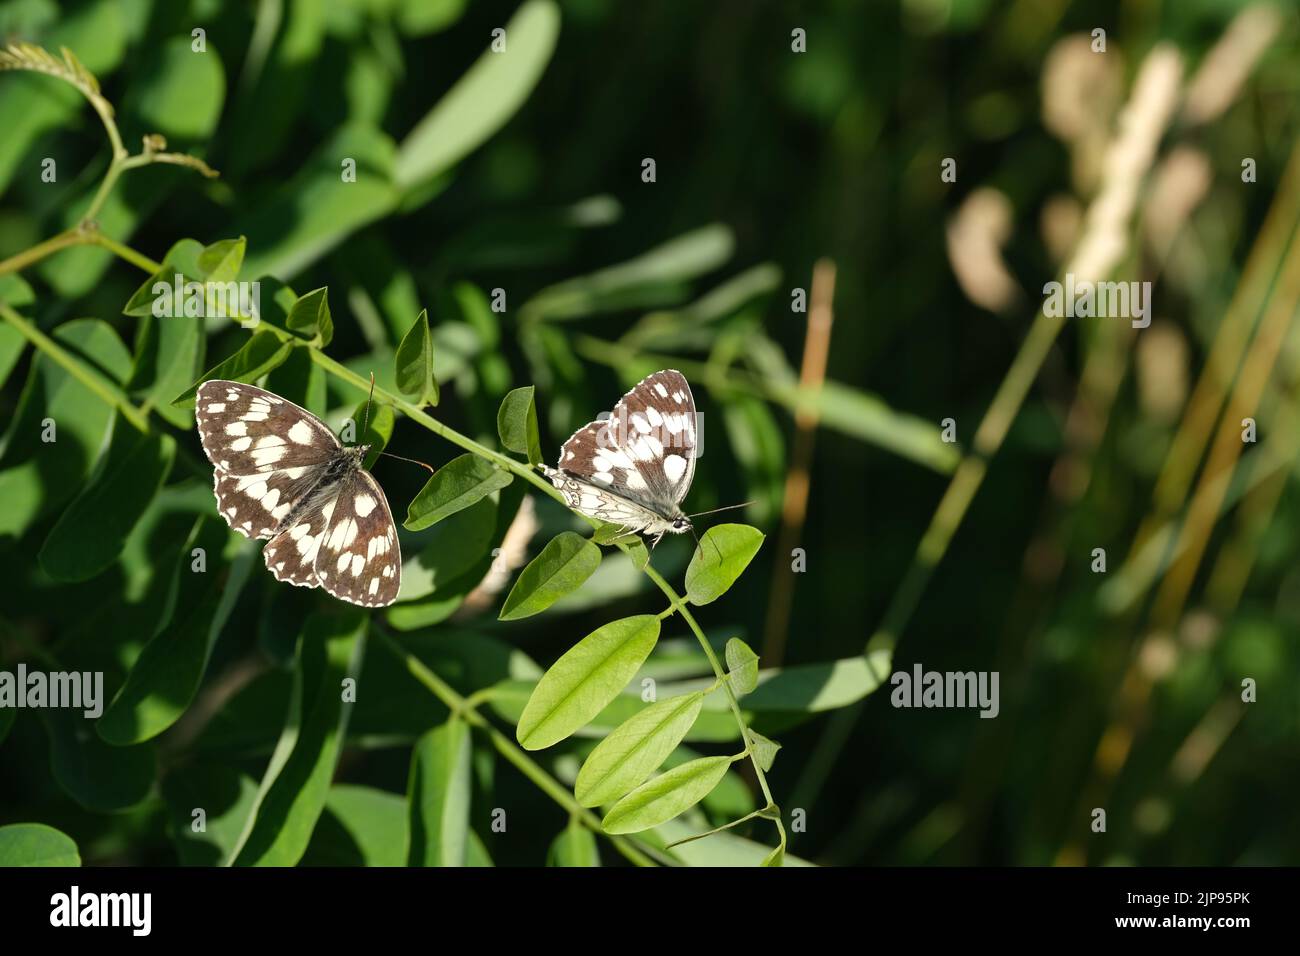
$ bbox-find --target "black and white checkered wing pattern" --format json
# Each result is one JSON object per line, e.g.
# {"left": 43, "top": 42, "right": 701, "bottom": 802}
{"left": 544, "top": 369, "right": 699, "bottom": 534}
{"left": 196, "top": 380, "right": 340, "bottom": 475}
{"left": 312, "top": 470, "right": 402, "bottom": 608}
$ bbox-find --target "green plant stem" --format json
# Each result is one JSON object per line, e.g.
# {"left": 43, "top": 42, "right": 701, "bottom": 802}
{"left": 372, "top": 626, "right": 659, "bottom": 868}
{"left": 0, "top": 300, "right": 150, "bottom": 432}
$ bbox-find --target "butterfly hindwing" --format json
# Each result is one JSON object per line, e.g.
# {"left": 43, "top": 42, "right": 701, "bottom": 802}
{"left": 196, "top": 379, "right": 340, "bottom": 475}
{"left": 263, "top": 491, "right": 337, "bottom": 589}
{"left": 312, "top": 470, "right": 402, "bottom": 608}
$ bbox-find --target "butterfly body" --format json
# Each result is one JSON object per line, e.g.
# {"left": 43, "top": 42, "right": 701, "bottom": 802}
{"left": 541, "top": 369, "right": 699, "bottom": 545}
{"left": 194, "top": 380, "right": 400, "bottom": 608}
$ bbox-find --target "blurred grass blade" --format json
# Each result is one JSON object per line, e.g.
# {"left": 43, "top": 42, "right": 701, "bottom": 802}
{"left": 521, "top": 225, "right": 735, "bottom": 321}
{"left": 395, "top": 0, "right": 560, "bottom": 194}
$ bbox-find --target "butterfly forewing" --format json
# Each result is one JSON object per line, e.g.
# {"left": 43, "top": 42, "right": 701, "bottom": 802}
{"left": 312, "top": 471, "right": 402, "bottom": 608}
{"left": 196, "top": 380, "right": 340, "bottom": 475}
{"left": 195, "top": 379, "right": 402, "bottom": 608}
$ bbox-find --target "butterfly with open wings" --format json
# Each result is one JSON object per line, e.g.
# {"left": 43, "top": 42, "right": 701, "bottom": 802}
{"left": 194, "top": 380, "right": 401, "bottom": 608}
{"left": 541, "top": 369, "right": 705, "bottom": 547}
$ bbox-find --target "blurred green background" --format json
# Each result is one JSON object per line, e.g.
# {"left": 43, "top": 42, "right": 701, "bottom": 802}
{"left": 1, "top": 0, "right": 1297, "bottom": 866}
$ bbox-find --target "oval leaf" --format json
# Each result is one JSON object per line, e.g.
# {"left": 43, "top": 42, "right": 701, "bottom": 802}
{"left": 601, "top": 755, "right": 734, "bottom": 834}
{"left": 499, "top": 531, "right": 600, "bottom": 621}
{"left": 0, "top": 824, "right": 80, "bottom": 867}
{"left": 516, "top": 615, "right": 661, "bottom": 750}
{"left": 395, "top": 308, "right": 438, "bottom": 405}
{"left": 724, "top": 637, "right": 759, "bottom": 695}
{"left": 405, "top": 453, "right": 512, "bottom": 531}
{"left": 286, "top": 286, "right": 333, "bottom": 346}
{"left": 685, "top": 523, "right": 765, "bottom": 605}
{"left": 575, "top": 691, "right": 705, "bottom": 808}
{"left": 407, "top": 718, "right": 472, "bottom": 867}
{"left": 497, "top": 385, "right": 542, "bottom": 465}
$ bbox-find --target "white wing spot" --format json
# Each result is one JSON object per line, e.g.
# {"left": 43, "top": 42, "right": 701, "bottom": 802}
{"left": 664, "top": 454, "right": 687, "bottom": 482}
{"left": 654, "top": 383, "right": 669, "bottom": 397}
{"left": 225, "top": 421, "right": 247, "bottom": 437}
{"left": 337, "top": 553, "right": 351, "bottom": 573}
{"left": 353, "top": 494, "right": 377, "bottom": 517}
{"left": 351, "top": 554, "right": 365, "bottom": 577}
{"left": 369, "top": 578, "right": 380, "bottom": 596}
{"left": 206, "top": 403, "right": 226, "bottom": 413}
{"left": 631, "top": 413, "right": 651, "bottom": 434}
{"left": 288, "top": 420, "right": 315, "bottom": 445}
{"left": 592, "top": 472, "right": 613, "bottom": 485}
{"left": 645, "top": 406, "right": 664, "bottom": 427}
{"left": 231, "top": 436, "right": 252, "bottom": 452}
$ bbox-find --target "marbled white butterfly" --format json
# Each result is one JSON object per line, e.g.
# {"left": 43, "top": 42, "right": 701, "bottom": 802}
{"left": 541, "top": 369, "right": 701, "bottom": 546}
{"left": 194, "top": 380, "right": 401, "bottom": 607}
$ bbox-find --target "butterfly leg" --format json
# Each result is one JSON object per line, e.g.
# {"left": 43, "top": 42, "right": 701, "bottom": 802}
{"left": 651, "top": 530, "right": 667, "bottom": 550}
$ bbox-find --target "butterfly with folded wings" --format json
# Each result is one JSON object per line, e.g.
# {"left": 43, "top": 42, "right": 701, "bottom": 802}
{"left": 194, "top": 380, "right": 401, "bottom": 608}
{"left": 541, "top": 369, "right": 702, "bottom": 547}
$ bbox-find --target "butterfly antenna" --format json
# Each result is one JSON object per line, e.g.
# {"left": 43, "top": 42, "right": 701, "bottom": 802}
{"left": 378, "top": 451, "right": 435, "bottom": 474}
{"left": 362, "top": 372, "right": 376, "bottom": 438}
{"left": 685, "top": 501, "right": 755, "bottom": 520}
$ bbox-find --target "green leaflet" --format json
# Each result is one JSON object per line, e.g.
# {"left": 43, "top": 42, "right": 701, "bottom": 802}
{"left": 574, "top": 691, "right": 705, "bottom": 808}
{"left": 405, "top": 454, "right": 511, "bottom": 531}
{"left": 395, "top": 308, "right": 438, "bottom": 405}
{"left": 516, "top": 615, "right": 661, "bottom": 750}
{"left": 499, "top": 532, "right": 601, "bottom": 620}
{"left": 725, "top": 638, "right": 760, "bottom": 695}
{"left": 497, "top": 385, "right": 543, "bottom": 465}
{"left": 407, "top": 718, "right": 473, "bottom": 866}
{"left": 285, "top": 286, "right": 334, "bottom": 347}
{"left": 685, "top": 523, "right": 765, "bottom": 605}
{"left": 0, "top": 824, "right": 81, "bottom": 867}
{"left": 601, "top": 755, "right": 735, "bottom": 835}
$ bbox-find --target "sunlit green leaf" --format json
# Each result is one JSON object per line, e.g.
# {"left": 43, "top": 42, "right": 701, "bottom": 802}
{"left": 395, "top": 309, "right": 438, "bottom": 405}
{"left": 575, "top": 691, "right": 705, "bottom": 808}
{"left": 499, "top": 532, "right": 601, "bottom": 621}
{"left": 497, "top": 385, "right": 542, "bottom": 465}
{"left": 405, "top": 454, "right": 511, "bottom": 531}
{"left": 725, "top": 638, "right": 759, "bottom": 695}
{"left": 685, "top": 524, "right": 765, "bottom": 605}
{"left": 286, "top": 286, "right": 334, "bottom": 347}
{"left": 601, "top": 755, "right": 734, "bottom": 834}
{"left": 516, "top": 615, "right": 661, "bottom": 750}
{"left": 746, "top": 729, "right": 781, "bottom": 772}
{"left": 0, "top": 824, "right": 80, "bottom": 867}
